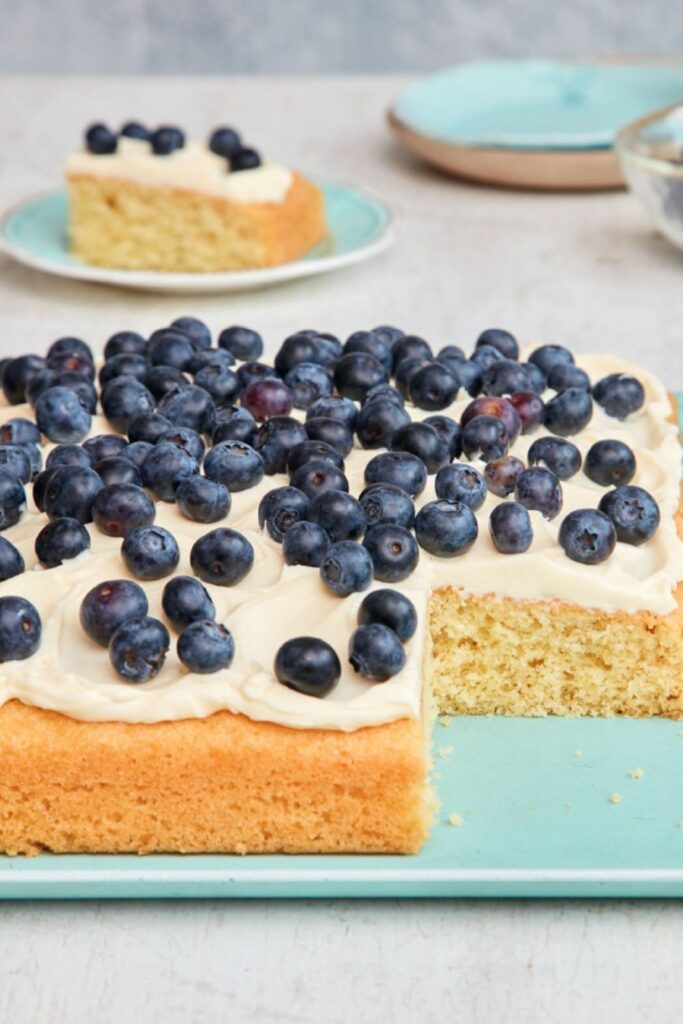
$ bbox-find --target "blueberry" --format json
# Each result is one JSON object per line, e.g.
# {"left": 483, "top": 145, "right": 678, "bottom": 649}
{"left": 484, "top": 455, "right": 525, "bottom": 497}
{"left": 0, "top": 597, "right": 41, "bottom": 662}
{"left": 470, "top": 344, "right": 504, "bottom": 371}
{"left": 205, "top": 440, "right": 264, "bottom": 492}
{"left": 284, "top": 362, "right": 333, "bottom": 410}
{"left": 44, "top": 465, "right": 101, "bottom": 524}
{"left": 286, "top": 440, "right": 344, "bottom": 475}
{"left": 423, "top": 414, "right": 462, "bottom": 459}
{"left": 364, "top": 451, "right": 427, "bottom": 498}
{"left": 128, "top": 412, "right": 173, "bottom": 445}
{"left": 508, "top": 391, "right": 545, "bottom": 434}
{"left": 104, "top": 330, "right": 147, "bottom": 360}
{"left": 80, "top": 579, "right": 149, "bottom": 647}
{"left": 305, "top": 417, "right": 354, "bottom": 458}
{"left": 275, "top": 333, "right": 329, "bottom": 375}
{"left": 31, "top": 469, "right": 54, "bottom": 512}
{"left": 99, "top": 353, "right": 149, "bottom": 388}
{"left": 171, "top": 316, "right": 211, "bottom": 350}
{"left": 34, "top": 385, "right": 91, "bottom": 443}
{"left": 373, "top": 325, "right": 405, "bottom": 347}
{"left": 334, "top": 353, "right": 388, "bottom": 400}
{"left": 0, "top": 417, "right": 41, "bottom": 446}
{"left": 51, "top": 373, "right": 98, "bottom": 415}
{"left": 48, "top": 446, "right": 91, "bottom": 475}
{"left": 0, "top": 536, "right": 24, "bottom": 580}
{"left": 289, "top": 460, "right": 349, "bottom": 507}
{"left": 475, "top": 328, "right": 519, "bottom": 360}
{"left": 237, "top": 361, "right": 279, "bottom": 390}
{"left": 363, "top": 524, "right": 419, "bottom": 583}
{"left": 348, "top": 624, "right": 405, "bottom": 681}
{"left": 515, "top": 467, "right": 563, "bottom": 519}
{"left": 162, "top": 575, "right": 215, "bottom": 631}
{"left": 584, "top": 439, "right": 636, "bottom": 488}
{"left": 82, "top": 434, "right": 128, "bottom": 464}
{"left": 35, "top": 517, "right": 90, "bottom": 567}
{"left": 177, "top": 620, "right": 235, "bottom": 674}
{"left": 409, "top": 362, "right": 460, "bottom": 411}
{"left": 306, "top": 396, "right": 358, "bottom": 432}
{"left": 120, "top": 122, "right": 150, "bottom": 141}
{"left": 254, "top": 417, "right": 308, "bottom": 474}
{"left": 101, "top": 377, "right": 155, "bottom": 433}
{"left": 96, "top": 456, "right": 142, "bottom": 487}
{"left": 390, "top": 422, "right": 449, "bottom": 473}
{"left": 528, "top": 344, "right": 574, "bottom": 378}
{"left": 320, "top": 540, "right": 374, "bottom": 597}
{"left": 2, "top": 355, "right": 45, "bottom": 405}
{"left": 218, "top": 325, "right": 264, "bottom": 362}
{"left": 124, "top": 441, "right": 154, "bottom": 470}
{"left": 307, "top": 490, "right": 366, "bottom": 543}
{"left": 19, "top": 442, "right": 42, "bottom": 481}
{"left": 93, "top": 483, "right": 156, "bottom": 537}
{"left": 394, "top": 357, "right": 432, "bottom": 399}
{"left": 598, "top": 486, "right": 660, "bottom": 545}
{"left": 528, "top": 437, "right": 582, "bottom": 480}
{"left": 141, "top": 442, "right": 199, "bottom": 501}
{"left": 194, "top": 365, "right": 242, "bottom": 407}
{"left": 109, "top": 616, "right": 170, "bottom": 682}
{"left": 543, "top": 387, "right": 593, "bottom": 437}
{"left": 356, "top": 399, "right": 410, "bottom": 449}
{"left": 190, "top": 347, "right": 235, "bottom": 374}
{"left": 258, "top": 486, "right": 310, "bottom": 542}
{"left": 481, "top": 359, "right": 530, "bottom": 397}
{"left": 190, "top": 528, "right": 254, "bottom": 586}
{"left": 343, "top": 330, "right": 393, "bottom": 373}
{"left": 209, "top": 126, "right": 242, "bottom": 157}
{"left": 0, "top": 444, "right": 32, "bottom": 484}
{"left": 0, "top": 468, "right": 25, "bottom": 530}
{"left": 274, "top": 637, "right": 341, "bottom": 697}
{"left": 461, "top": 415, "right": 510, "bottom": 462}
{"left": 489, "top": 502, "right": 533, "bottom": 554}
{"left": 547, "top": 363, "right": 591, "bottom": 392}
{"left": 47, "top": 336, "right": 94, "bottom": 366}
{"left": 559, "top": 509, "right": 616, "bottom": 565}
{"left": 434, "top": 463, "right": 486, "bottom": 510}
{"left": 357, "top": 589, "right": 417, "bottom": 642}
{"left": 147, "top": 329, "right": 195, "bottom": 371}
{"left": 46, "top": 349, "right": 94, "bottom": 380}
{"left": 211, "top": 407, "right": 257, "bottom": 446}
{"left": 282, "top": 520, "right": 331, "bottom": 567}
{"left": 437, "top": 344, "right": 466, "bottom": 363}
{"left": 392, "top": 335, "right": 432, "bottom": 371}
{"left": 358, "top": 483, "right": 415, "bottom": 530}
{"left": 362, "top": 382, "right": 405, "bottom": 409}
{"left": 150, "top": 125, "right": 185, "bottom": 155}
{"left": 242, "top": 379, "right": 293, "bottom": 421}
{"left": 522, "top": 362, "right": 548, "bottom": 395}
{"left": 461, "top": 396, "right": 521, "bottom": 444}
{"left": 121, "top": 525, "right": 180, "bottom": 581}
{"left": 85, "top": 123, "right": 117, "bottom": 154}
{"left": 157, "top": 385, "right": 214, "bottom": 433}
{"left": 593, "top": 374, "right": 645, "bottom": 419}
{"left": 158, "top": 426, "right": 205, "bottom": 464}
{"left": 145, "top": 366, "right": 190, "bottom": 402}
{"left": 175, "top": 475, "right": 231, "bottom": 523}
{"left": 231, "top": 148, "right": 261, "bottom": 172}
{"left": 415, "top": 500, "right": 478, "bottom": 556}
{"left": 441, "top": 358, "right": 482, "bottom": 397}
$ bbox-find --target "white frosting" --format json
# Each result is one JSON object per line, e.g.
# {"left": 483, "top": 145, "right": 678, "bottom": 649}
{"left": 66, "top": 138, "right": 294, "bottom": 204}
{"left": 0, "top": 351, "right": 680, "bottom": 731}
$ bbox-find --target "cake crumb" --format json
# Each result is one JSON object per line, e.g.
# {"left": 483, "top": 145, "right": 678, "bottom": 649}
{"left": 448, "top": 812, "right": 464, "bottom": 828}
{"left": 609, "top": 792, "right": 623, "bottom": 805}
{"left": 235, "top": 843, "right": 248, "bottom": 856}
{"left": 438, "top": 746, "right": 454, "bottom": 759}
{"left": 573, "top": 749, "right": 583, "bottom": 758}
{"left": 628, "top": 767, "right": 644, "bottom": 780}
{"left": 439, "top": 715, "right": 452, "bottom": 728}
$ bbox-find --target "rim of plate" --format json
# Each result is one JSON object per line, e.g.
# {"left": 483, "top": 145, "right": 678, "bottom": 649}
{"left": 0, "top": 177, "right": 397, "bottom": 293}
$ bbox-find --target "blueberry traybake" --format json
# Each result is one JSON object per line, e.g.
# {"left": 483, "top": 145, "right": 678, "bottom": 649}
{"left": 66, "top": 123, "right": 326, "bottom": 272}
{"left": 0, "top": 321, "right": 681, "bottom": 856}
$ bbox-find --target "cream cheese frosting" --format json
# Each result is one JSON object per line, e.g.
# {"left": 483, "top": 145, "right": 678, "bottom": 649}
{"left": 66, "top": 137, "right": 294, "bottom": 204}
{"left": 0, "top": 351, "right": 680, "bottom": 730}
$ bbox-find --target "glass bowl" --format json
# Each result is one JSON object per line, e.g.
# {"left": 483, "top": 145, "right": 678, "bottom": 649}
{"left": 616, "top": 103, "right": 683, "bottom": 251}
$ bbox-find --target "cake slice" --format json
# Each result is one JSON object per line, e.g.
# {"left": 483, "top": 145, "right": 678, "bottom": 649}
{"left": 66, "top": 122, "right": 326, "bottom": 272}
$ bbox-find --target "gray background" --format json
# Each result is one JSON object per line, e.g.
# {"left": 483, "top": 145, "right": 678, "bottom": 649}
{"left": 2, "top": 0, "right": 682, "bottom": 74}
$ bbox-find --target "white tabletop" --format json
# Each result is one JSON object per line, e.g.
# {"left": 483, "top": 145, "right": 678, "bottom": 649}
{"left": 0, "top": 75, "right": 682, "bottom": 1024}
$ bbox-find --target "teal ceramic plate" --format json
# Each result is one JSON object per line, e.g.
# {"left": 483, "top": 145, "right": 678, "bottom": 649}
{"left": 393, "top": 60, "right": 683, "bottom": 151}
{"left": 0, "top": 181, "right": 395, "bottom": 293}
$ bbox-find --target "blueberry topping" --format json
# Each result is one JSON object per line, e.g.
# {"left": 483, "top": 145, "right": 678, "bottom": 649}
{"left": 489, "top": 502, "right": 533, "bottom": 554}
{"left": 435, "top": 463, "right": 486, "bottom": 510}
{"left": 85, "top": 123, "right": 117, "bottom": 154}
{"left": 44, "top": 466, "right": 102, "bottom": 524}
{"left": 191, "top": 365, "right": 241, "bottom": 407}
{"left": 0, "top": 417, "right": 41, "bottom": 446}
{"left": 158, "top": 426, "right": 205, "bottom": 464}
{"left": 290, "top": 459, "right": 349, "bottom": 501}
{"left": 364, "top": 451, "right": 427, "bottom": 498}
{"left": 104, "top": 331, "right": 147, "bottom": 360}
{"left": 205, "top": 440, "right": 264, "bottom": 492}
{"left": 515, "top": 467, "right": 563, "bottom": 519}
{"left": 0, "top": 597, "right": 41, "bottom": 662}
{"left": 307, "top": 490, "right": 366, "bottom": 543}
{"left": 35, "top": 386, "right": 91, "bottom": 443}
{"left": 109, "top": 616, "right": 170, "bottom": 683}
{"left": 357, "top": 588, "right": 417, "bottom": 642}
{"left": 128, "top": 412, "right": 173, "bottom": 445}
{"left": 101, "top": 377, "right": 155, "bottom": 434}
{"left": 237, "top": 360, "right": 279, "bottom": 390}
{"left": 274, "top": 637, "right": 341, "bottom": 698}
{"left": 481, "top": 359, "right": 530, "bottom": 397}
{"left": 190, "top": 528, "right": 254, "bottom": 586}
{"left": 92, "top": 482, "right": 155, "bottom": 538}
{"left": 209, "top": 126, "right": 242, "bottom": 158}
{"left": 284, "top": 362, "right": 333, "bottom": 410}
{"left": 230, "top": 148, "right": 261, "bottom": 172}
{"left": 307, "top": 396, "right": 358, "bottom": 432}
{"left": 508, "top": 391, "right": 545, "bottom": 434}
{"left": 362, "top": 382, "right": 405, "bottom": 409}
{"left": 178, "top": 619, "right": 235, "bottom": 674}
{"left": 124, "top": 440, "right": 154, "bottom": 470}
{"left": 584, "top": 439, "right": 636, "bottom": 487}
{"left": 559, "top": 509, "right": 616, "bottom": 565}
{"left": 543, "top": 387, "right": 593, "bottom": 437}
{"left": 80, "top": 579, "right": 149, "bottom": 647}
{"left": 120, "top": 122, "right": 150, "bottom": 141}
{"left": 286, "top": 440, "right": 344, "bottom": 475}
{"left": 475, "top": 328, "right": 519, "bottom": 361}
{"left": 333, "top": 352, "right": 388, "bottom": 400}
{"left": 356, "top": 399, "right": 411, "bottom": 450}
{"left": 171, "top": 316, "right": 212, "bottom": 350}
{"left": 145, "top": 365, "right": 190, "bottom": 402}
{"left": 461, "top": 396, "right": 521, "bottom": 444}
{"left": 528, "top": 344, "right": 574, "bottom": 377}
{"left": 258, "top": 486, "right": 310, "bottom": 542}
{"left": 121, "top": 525, "right": 180, "bottom": 581}
{"left": 147, "top": 329, "right": 195, "bottom": 371}
{"left": 593, "top": 374, "right": 645, "bottom": 420}
{"left": 218, "top": 326, "right": 264, "bottom": 362}
{"left": 0, "top": 444, "right": 32, "bottom": 484}
{"left": 484, "top": 455, "right": 525, "bottom": 497}
{"left": 282, "top": 520, "right": 331, "bottom": 567}
{"left": 83, "top": 434, "right": 128, "bottom": 464}
{"left": 547, "top": 363, "right": 591, "bottom": 392}
{"left": 99, "top": 353, "right": 149, "bottom": 387}
{"left": 470, "top": 343, "right": 503, "bottom": 371}
{"left": 211, "top": 406, "right": 257, "bottom": 447}
{"left": 392, "top": 336, "right": 433, "bottom": 371}
{"left": 320, "top": 540, "right": 374, "bottom": 597}
{"left": 157, "top": 384, "right": 214, "bottom": 433}
{"left": 359, "top": 483, "right": 415, "bottom": 530}
{"left": 598, "top": 486, "right": 660, "bottom": 545}
{"left": 522, "top": 361, "right": 548, "bottom": 395}
{"left": 2, "top": 355, "right": 45, "bottom": 405}
{"left": 415, "top": 500, "right": 478, "bottom": 557}
{"left": 162, "top": 576, "right": 216, "bottom": 631}
{"left": 390, "top": 422, "right": 449, "bottom": 473}
{"left": 394, "top": 357, "right": 432, "bottom": 399}
{"left": 0, "top": 536, "right": 24, "bottom": 580}
{"left": 242, "top": 380, "right": 294, "bottom": 424}
{"left": 461, "top": 415, "right": 510, "bottom": 463}
{"left": 175, "top": 475, "right": 231, "bottom": 523}
{"left": 363, "top": 524, "right": 419, "bottom": 583}
{"left": 150, "top": 125, "right": 185, "bottom": 155}
{"left": 348, "top": 624, "right": 405, "bottom": 681}
{"left": 305, "top": 417, "right": 355, "bottom": 457}
{"left": 141, "top": 442, "right": 199, "bottom": 502}
{"left": 408, "top": 363, "right": 459, "bottom": 411}
{"left": 442, "top": 357, "right": 482, "bottom": 397}
{"left": 96, "top": 455, "right": 142, "bottom": 487}
{"left": 254, "top": 417, "right": 307, "bottom": 474}
{"left": 34, "top": 515, "right": 90, "bottom": 568}
{"left": 527, "top": 437, "right": 582, "bottom": 480}
{"left": 0, "top": 468, "right": 25, "bottom": 530}
{"left": 423, "top": 414, "right": 462, "bottom": 458}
